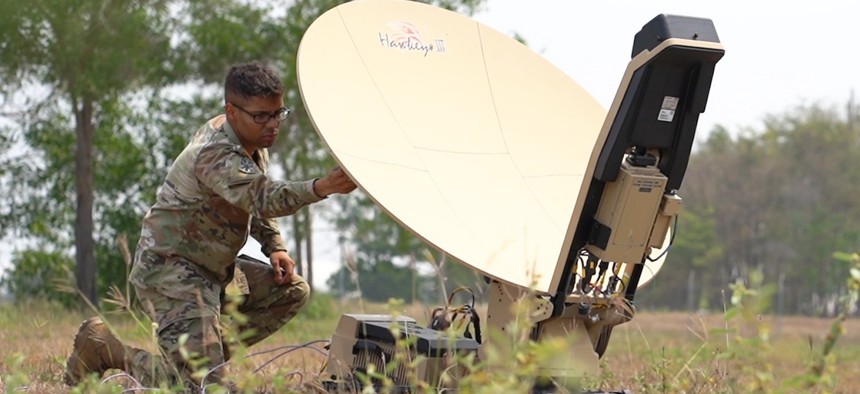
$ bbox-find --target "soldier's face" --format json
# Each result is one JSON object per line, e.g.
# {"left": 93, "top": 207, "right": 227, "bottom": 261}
{"left": 226, "top": 95, "right": 285, "bottom": 153}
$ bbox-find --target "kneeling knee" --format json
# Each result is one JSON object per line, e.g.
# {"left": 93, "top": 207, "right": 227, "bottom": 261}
{"left": 286, "top": 276, "right": 311, "bottom": 310}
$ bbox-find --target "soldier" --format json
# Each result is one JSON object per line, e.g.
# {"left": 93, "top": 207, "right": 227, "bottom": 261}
{"left": 63, "top": 61, "right": 357, "bottom": 391}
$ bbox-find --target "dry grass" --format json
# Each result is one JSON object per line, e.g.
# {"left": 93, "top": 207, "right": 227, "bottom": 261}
{"left": 603, "top": 311, "right": 860, "bottom": 392}
{"left": 1, "top": 299, "right": 859, "bottom": 393}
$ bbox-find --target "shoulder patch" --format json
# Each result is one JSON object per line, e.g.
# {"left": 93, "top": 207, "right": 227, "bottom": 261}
{"left": 238, "top": 157, "right": 257, "bottom": 174}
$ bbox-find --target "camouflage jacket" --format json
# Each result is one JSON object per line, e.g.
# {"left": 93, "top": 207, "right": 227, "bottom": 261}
{"left": 130, "top": 115, "right": 322, "bottom": 286}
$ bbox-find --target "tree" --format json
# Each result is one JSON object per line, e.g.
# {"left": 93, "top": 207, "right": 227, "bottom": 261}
{"left": 670, "top": 101, "right": 860, "bottom": 315}
{"left": 757, "top": 103, "right": 860, "bottom": 315}
{"left": 637, "top": 207, "right": 724, "bottom": 311}
{"left": 0, "top": 0, "right": 285, "bottom": 307}
{"left": 0, "top": 0, "right": 175, "bottom": 308}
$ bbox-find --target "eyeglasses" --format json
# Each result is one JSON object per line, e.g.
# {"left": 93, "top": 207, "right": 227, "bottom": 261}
{"left": 230, "top": 102, "right": 290, "bottom": 124}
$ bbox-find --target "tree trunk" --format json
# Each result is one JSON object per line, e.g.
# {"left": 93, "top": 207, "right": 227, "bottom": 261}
{"left": 305, "top": 210, "right": 314, "bottom": 292}
{"left": 74, "top": 99, "right": 98, "bottom": 309}
{"left": 291, "top": 215, "right": 303, "bottom": 276}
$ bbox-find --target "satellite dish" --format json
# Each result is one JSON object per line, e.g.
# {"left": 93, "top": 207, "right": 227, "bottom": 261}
{"left": 302, "top": 3, "right": 726, "bottom": 386}
{"left": 297, "top": 0, "right": 608, "bottom": 293}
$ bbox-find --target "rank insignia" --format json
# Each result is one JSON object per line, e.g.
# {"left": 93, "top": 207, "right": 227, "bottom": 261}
{"left": 238, "top": 157, "right": 257, "bottom": 174}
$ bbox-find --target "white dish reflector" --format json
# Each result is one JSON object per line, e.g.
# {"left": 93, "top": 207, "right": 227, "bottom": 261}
{"left": 298, "top": 0, "right": 606, "bottom": 293}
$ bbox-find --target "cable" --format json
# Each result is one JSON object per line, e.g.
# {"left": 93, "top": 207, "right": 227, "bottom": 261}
{"left": 252, "top": 339, "right": 331, "bottom": 373}
{"left": 247, "top": 339, "right": 330, "bottom": 359}
{"left": 100, "top": 372, "right": 150, "bottom": 393}
{"left": 646, "top": 215, "right": 678, "bottom": 262}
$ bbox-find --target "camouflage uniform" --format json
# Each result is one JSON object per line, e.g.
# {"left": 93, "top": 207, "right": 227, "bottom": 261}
{"left": 128, "top": 114, "right": 322, "bottom": 389}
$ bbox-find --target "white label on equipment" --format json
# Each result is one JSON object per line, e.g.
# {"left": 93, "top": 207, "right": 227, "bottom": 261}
{"left": 658, "top": 109, "right": 675, "bottom": 122}
{"left": 658, "top": 96, "right": 679, "bottom": 122}
{"left": 661, "top": 96, "right": 679, "bottom": 110}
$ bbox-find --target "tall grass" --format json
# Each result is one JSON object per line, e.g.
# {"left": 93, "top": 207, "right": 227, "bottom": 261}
{"left": 1, "top": 252, "right": 858, "bottom": 393}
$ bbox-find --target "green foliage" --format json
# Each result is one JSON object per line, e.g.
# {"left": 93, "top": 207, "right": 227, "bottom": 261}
{"left": 0, "top": 249, "right": 77, "bottom": 308}
{"left": 2, "top": 353, "right": 32, "bottom": 391}
{"left": 298, "top": 290, "right": 338, "bottom": 320}
{"left": 325, "top": 245, "right": 487, "bottom": 304}
{"left": 638, "top": 207, "right": 724, "bottom": 310}
{"left": 178, "top": 0, "right": 293, "bottom": 82}
{"left": 327, "top": 258, "right": 429, "bottom": 303}
{"left": 704, "top": 257, "right": 860, "bottom": 393}
{"left": 802, "top": 251, "right": 860, "bottom": 388}
{"left": 0, "top": 0, "right": 173, "bottom": 96}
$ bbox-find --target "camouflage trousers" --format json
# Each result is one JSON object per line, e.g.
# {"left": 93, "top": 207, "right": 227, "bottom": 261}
{"left": 127, "top": 255, "right": 310, "bottom": 390}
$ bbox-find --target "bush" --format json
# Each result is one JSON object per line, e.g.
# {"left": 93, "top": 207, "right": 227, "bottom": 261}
{"left": 0, "top": 249, "right": 77, "bottom": 308}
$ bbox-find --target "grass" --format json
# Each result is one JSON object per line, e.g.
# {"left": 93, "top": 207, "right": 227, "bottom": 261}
{"left": 3, "top": 252, "right": 859, "bottom": 393}
{"left": 0, "top": 295, "right": 440, "bottom": 393}
{"left": 601, "top": 312, "right": 860, "bottom": 393}
{"left": 1, "top": 295, "right": 859, "bottom": 393}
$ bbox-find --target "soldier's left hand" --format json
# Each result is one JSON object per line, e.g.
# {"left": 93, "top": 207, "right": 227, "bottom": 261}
{"left": 270, "top": 250, "right": 295, "bottom": 285}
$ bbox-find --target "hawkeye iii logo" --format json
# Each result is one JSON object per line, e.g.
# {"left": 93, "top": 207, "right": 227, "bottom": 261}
{"left": 379, "top": 21, "right": 446, "bottom": 57}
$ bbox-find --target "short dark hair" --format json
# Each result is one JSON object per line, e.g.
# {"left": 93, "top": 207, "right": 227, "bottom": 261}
{"left": 224, "top": 62, "right": 284, "bottom": 103}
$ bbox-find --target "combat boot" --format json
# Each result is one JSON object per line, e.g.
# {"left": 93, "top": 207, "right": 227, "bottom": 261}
{"left": 63, "top": 316, "right": 129, "bottom": 386}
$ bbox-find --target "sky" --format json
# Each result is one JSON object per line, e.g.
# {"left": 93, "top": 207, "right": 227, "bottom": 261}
{"left": 473, "top": 1, "right": 860, "bottom": 136}
{"left": 2, "top": 0, "right": 859, "bottom": 292}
